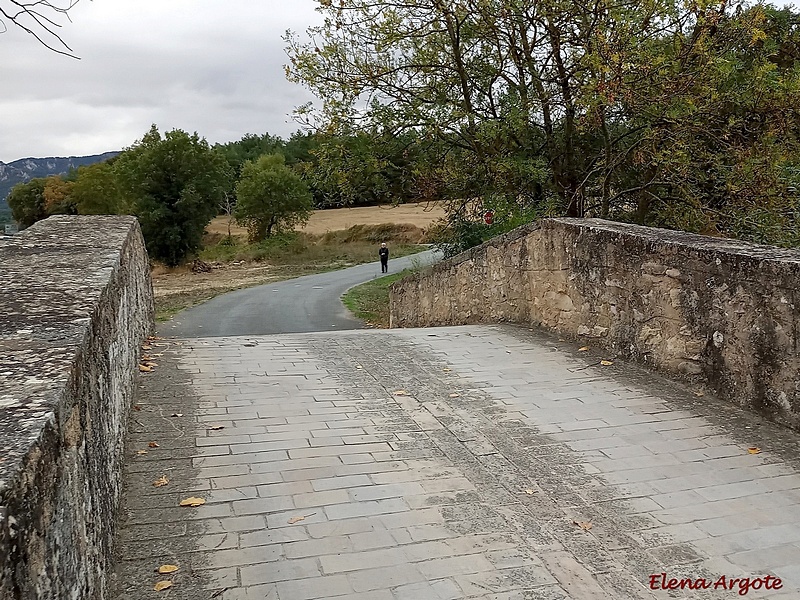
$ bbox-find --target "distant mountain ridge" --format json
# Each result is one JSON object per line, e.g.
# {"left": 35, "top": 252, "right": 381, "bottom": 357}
{"left": 0, "top": 152, "right": 119, "bottom": 212}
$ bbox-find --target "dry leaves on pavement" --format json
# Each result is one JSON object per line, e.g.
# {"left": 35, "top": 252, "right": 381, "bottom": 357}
{"left": 158, "top": 565, "right": 179, "bottom": 574}
{"left": 153, "top": 476, "right": 169, "bottom": 488}
{"left": 154, "top": 581, "right": 173, "bottom": 592}
{"left": 288, "top": 513, "right": 316, "bottom": 524}
{"left": 179, "top": 497, "right": 206, "bottom": 507}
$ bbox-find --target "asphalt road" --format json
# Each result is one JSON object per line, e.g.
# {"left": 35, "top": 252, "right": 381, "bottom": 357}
{"left": 160, "top": 249, "right": 440, "bottom": 337}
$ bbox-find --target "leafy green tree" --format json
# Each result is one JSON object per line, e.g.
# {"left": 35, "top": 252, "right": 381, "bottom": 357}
{"left": 115, "top": 125, "right": 232, "bottom": 266}
{"left": 216, "top": 133, "right": 284, "bottom": 179}
{"left": 71, "top": 160, "right": 127, "bottom": 215}
{"left": 285, "top": 0, "right": 800, "bottom": 248}
{"left": 7, "top": 178, "right": 48, "bottom": 228}
{"left": 235, "top": 154, "right": 313, "bottom": 241}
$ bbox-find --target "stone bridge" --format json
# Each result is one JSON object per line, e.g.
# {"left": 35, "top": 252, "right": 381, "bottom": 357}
{"left": 2, "top": 216, "right": 800, "bottom": 600}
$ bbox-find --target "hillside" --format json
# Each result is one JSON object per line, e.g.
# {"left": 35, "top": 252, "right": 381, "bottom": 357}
{"left": 0, "top": 152, "right": 119, "bottom": 213}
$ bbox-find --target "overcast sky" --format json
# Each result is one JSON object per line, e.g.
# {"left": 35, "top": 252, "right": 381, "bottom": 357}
{"left": 0, "top": 0, "right": 323, "bottom": 163}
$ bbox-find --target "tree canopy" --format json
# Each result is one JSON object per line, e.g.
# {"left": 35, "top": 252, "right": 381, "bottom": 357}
{"left": 286, "top": 0, "right": 800, "bottom": 247}
{"left": 114, "top": 125, "right": 232, "bottom": 266}
{"left": 7, "top": 178, "right": 47, "bottom": 228}
{"left": 235, "top": 153, "right": 313, "bottom": 241}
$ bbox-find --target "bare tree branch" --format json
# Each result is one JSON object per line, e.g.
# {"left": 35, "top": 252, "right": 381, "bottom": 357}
{"left": 0, "top": 0, "right": 82, "bottom": 58}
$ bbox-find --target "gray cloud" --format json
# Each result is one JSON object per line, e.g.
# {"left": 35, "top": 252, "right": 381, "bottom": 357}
{"left": 0, "top": 0, "right": 321, "bottom": 162}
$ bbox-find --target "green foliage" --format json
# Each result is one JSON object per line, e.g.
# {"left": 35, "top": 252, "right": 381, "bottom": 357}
{"left": 71, "top": 161, "right": 126, "bottom": 215}
{"left": 305, "top": 130, "right": 418, "bottom": 207}
{"left": 431, "top": 194, "right": 550, "bottom": 257}
{"left": 234, "top": 154, "right": 313, "bottom": 241}
{"left": 115, "top": 125, "right": 232, "bottom": 266}
{"left": 286, "top": 0, "right": 800, "bottom": 250}
{"left": 217, "top": 133, "right": 284, "bottom": 178}
{"left": 7, "top": 178, "right": 47, "bottom": 228}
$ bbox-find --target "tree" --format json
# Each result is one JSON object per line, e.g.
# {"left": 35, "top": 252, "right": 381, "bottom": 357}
{"left": 115, "top": 125, "right": 232, "bottom": 266}
{"left": 235, "top": 154, "right": 313, "bottom": 241}
{"left": 41, "top": 175, "right": 75, "bottom": 214}
{"left": 7, "top": 178, "right": 47, "bottom": 228}
{"left": 286, "top": 0, "right": 800, "bottom": 247}
{"left": 216, "top": 133, "right": 284, "bottom": 179}
{"left": 71, "top": 160, "right": 127, "bottom": 215}
{"left": 0, "top": 0, "right": 82, "bottom": 58}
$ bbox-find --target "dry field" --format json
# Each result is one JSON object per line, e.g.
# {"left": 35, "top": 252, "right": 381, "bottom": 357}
{"left": 154, "top": 203, "right": 444, "bottom": 321}
{"left": 206, "top": 202, "right": 445, "bottom": 238}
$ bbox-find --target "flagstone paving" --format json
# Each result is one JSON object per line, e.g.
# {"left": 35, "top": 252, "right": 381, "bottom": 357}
{"left": 112, "top": 325, "right": 800, "bottom": 599}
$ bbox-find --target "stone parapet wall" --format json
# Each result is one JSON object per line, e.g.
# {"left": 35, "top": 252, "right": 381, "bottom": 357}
{"left": 390, "top": 218, "right": 800, "bottom": 427}
{"left": 0, "top": 216, "right": 153, "bottom": 600}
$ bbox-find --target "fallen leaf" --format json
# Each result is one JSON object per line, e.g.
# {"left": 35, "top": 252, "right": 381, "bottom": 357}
{"left": 154, "top": 581, "right": 173, "bottom": 592}
{"left": 148, "top": 442, "right": 160, "bottom": 448}
{"left": 524, "top": 489, "right": 536, "bottom": 495}
{"left": 600, "top": 360, "right": 614, "bottom": 366}
{"left": 572, "top": 520, "right": 593, "bottom": 531}
{"left": 209, "top": 425, "right": 225, "bottom": 431}
{"left": 142, "top": 355, "right": 152, "bottom": 361}
{"left": 449, "top": 393, "right": 460, "bottom": 398}
{"left": 748, "top": 447, "right": 761, "bottom": 454}
{"left": 179, "top": 497, "right": 206, "bottom": 507}
{"left": 356, "top": 365, "right": 363, "bottom": 369}
{"left": 443, "top": 368, "right": 451, "bottom": 372}
{"left": 393, "top": 390, "right": 409, "bottom": 396}
{"left": 158, "top": 565, "right": 179, "bottom": 574}
{"left": 578, "top": 346, "right": 590, "bottom": 352}
{"left": 138, "top": 364, "right": 153, "bottom": 373}
{"left": 142, "top": 344, "right": 152, "bottom": 351}
{"left": 153, "top": 476, "right": 169, "bottom": 488}
{"left": 287, "top": 512, "right": 316, "bottom": 524}
{"left": 136, "top": 450, "right": 148, "bottom": 456}
{"left": 693, "top": 390, "right": 705, "bottom": 397}
{"left": 133, "top": 405, "right": 142, "bottom": 411}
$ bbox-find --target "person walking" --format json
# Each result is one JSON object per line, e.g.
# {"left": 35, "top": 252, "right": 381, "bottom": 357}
{"left": 379, "top": 242, "right": 389, "bottom": 273}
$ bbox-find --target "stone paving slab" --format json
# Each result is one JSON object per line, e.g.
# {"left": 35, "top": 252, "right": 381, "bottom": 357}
{"left": 112, "top": 325, "right": 800, "bottom": 599}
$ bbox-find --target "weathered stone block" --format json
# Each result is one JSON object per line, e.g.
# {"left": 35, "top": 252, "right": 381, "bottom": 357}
{"left": 390, "top": 218, "right": 800, "bottom": 428}
{"left": 0, "top": 216, "right": 153, "bottom": 600}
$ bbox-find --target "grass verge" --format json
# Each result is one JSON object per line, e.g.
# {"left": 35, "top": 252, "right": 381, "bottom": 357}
{"left": 341, "top": 270, "right": 412, "bottom": 328}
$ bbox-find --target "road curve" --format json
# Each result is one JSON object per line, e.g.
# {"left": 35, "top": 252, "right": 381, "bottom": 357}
{"left": 160, "top": 249, "right": 440, "bottom": 338}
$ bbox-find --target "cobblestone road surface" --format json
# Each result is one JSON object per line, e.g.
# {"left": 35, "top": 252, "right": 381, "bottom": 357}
{"left": 112, "top": 325, "right": 800, "bottom": 599}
